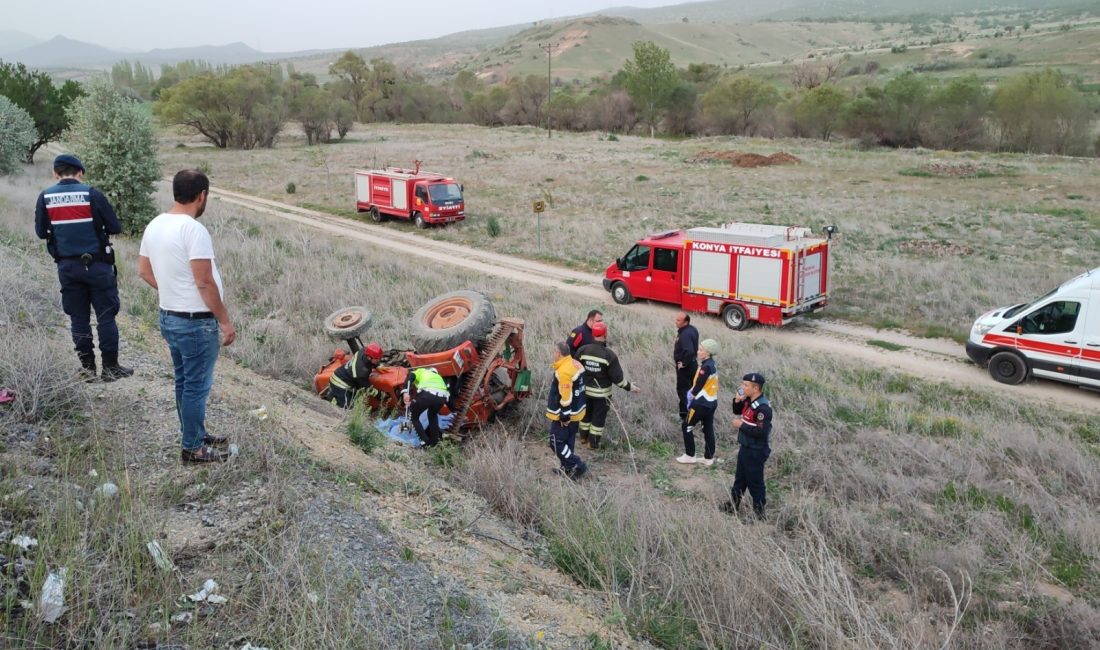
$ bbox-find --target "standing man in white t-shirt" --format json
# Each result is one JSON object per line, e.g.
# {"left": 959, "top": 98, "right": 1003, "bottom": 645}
{"left": 138, "top": 170, "right": 236, "bottom": 464}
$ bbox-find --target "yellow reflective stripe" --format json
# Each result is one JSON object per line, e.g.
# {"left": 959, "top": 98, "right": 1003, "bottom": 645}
{"left": 329, "top": 374, "right": 352, "bottom": 390}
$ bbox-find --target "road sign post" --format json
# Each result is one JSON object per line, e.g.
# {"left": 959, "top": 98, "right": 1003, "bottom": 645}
{"left": 532, "top": 199, "right": 546, "bottom": 253}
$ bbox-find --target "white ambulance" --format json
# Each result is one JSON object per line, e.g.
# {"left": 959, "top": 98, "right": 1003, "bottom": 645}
{"left": 966, "top": 267, "right": 1100, "bottom": 387}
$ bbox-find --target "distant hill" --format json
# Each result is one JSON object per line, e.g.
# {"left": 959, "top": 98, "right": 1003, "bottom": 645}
{"left": 0, "top": 30, "right": 44, "bottom": 58}
{"left": 601, "top": 0, "right": 812, "bottom": 24}
{"left": 4, "top": 35, "right": 121, "bottom": 68}
{"left": 761, "top": 0, "right": 1100, "bottom": 20}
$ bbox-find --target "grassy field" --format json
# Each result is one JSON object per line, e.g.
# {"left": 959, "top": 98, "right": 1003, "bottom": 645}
{"left": 157, "top": 122, "right": 1100, "bottom": 340}
{"left": 4, "top": 154, "right": 1100, "bottom": 646}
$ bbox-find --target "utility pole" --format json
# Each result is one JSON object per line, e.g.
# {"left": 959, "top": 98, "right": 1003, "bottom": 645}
{"left": 538, "top": 42, "right": 559, "bottom": 139}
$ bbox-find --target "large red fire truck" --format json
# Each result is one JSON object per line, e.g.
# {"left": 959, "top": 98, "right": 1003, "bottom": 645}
{"left": 602, "top": 223, "right": 834, "bottom": 329}
{"left": 354, "top": 161, "right": 465, "bottom": 228}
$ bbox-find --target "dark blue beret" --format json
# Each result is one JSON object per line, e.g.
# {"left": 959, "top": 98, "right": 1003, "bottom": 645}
{"left": 742, "top": 372, "right": 766, "bottom": 386}
{"left": 53, "top": 154, "right": 84, "bottom": 173}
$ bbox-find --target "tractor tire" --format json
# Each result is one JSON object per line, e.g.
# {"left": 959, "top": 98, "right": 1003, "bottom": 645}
{"left": 411, "top": 290, "right": 497, "bottom": 354}
{"left": 414, "top": 212, "right": 428, "bottom": 229}
{"left": 988, "top": 351, "right": 1027, "bottom": 385}
{"left": 369, "top": 207, "right": 386, "bottom": 223}
{"left": 610, "top": 281, "right": 633, "bottom": 305}
{"left": 722, "top": 304, "right": 748, "bottom": 331}
{"left": 323, "top": 306, "right": 373, "bottom": 341}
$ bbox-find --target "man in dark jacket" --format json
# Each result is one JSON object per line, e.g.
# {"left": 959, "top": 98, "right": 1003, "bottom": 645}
{"left": 566, "top": 309, "right": 603, "bottom": 358}
{"left": 324, "top": 342, "right": 384, "bottom": 408}
{"left": 547, "top": 342, "right": 588, "bottom": 480}
{"left": 35, "top": 154, "right": 132, "bottom": 382}
{"left": 576, "top": 321, "right": 634, "bottom": 449}
{"left": 673, "top": 312, "right": 699, "bottom": 434}
{"left": 723, "top": 372, "right": 774, "bottom": 519}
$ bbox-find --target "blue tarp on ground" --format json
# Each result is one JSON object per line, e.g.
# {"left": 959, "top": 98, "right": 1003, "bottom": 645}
{"left": 376, "top": 412, "right": 456, "bottom": 447}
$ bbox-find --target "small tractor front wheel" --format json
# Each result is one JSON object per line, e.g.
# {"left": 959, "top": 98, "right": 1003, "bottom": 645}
{"left": 323, "top": 306, "right": 373, "bottom": 341}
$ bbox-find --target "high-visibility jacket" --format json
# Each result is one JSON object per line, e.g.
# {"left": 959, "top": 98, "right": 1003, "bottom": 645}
{"left": 547, "top": 355, "right": 586, "bottom": 422}
{"left": 689, "top": 357, "right": 718, "bottom": 408}
{"left": 403, "top": 367, "right": 450, "bottom": 398}
{"left": 576, "top": 341, "right": 632, "bottom": 398}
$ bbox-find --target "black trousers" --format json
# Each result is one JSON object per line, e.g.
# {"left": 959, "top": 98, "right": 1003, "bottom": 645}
{"left": 57, "top": 259, "right": 120, "bottom": 358}
{"left": 676, "top": 364, "right": 697, "bottom": 429}
{"left": 324, "top": 384, "right": 355, "bottom": 409}
{"left": 411, "top": 393, "right": 447, "bottom": 447}
{"left": 683, "top": 405, "right": 715, "bottom": 459}
{"left": 581, "top": 395, "right": 609, "bottom": 441}
{"left": 732, "top": 446, "right": 771, "bottom": 516}
{"left": 550, "top": 419, "right": 585, "bottom": 473}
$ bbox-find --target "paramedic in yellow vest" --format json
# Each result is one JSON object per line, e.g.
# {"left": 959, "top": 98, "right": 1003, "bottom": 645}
{"left": 402, "top": 367, "right": 450, "bottom": 447}
{"left": 676, "top": 338, "right": 720, "bottom": 466}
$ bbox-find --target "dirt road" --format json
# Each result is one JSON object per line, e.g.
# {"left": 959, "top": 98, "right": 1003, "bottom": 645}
{"left": 211, "top": 187, "right": 1100, "bottom": 415}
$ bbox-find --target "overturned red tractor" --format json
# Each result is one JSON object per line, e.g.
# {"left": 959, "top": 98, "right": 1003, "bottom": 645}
{"left": 314, "top": 290, "right": 531, "bottom": 439}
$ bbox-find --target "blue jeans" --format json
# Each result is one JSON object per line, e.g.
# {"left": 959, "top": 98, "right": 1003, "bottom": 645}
{"left": 159, "top": 313, "right": 220, "bottom": 450}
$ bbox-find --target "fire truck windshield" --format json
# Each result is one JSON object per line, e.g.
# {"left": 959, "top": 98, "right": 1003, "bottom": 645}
{"left": 428, "top": 183, "right": 462, "bottom": 203}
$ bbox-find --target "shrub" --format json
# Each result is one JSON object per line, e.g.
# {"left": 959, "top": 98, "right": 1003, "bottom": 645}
{"left": 285, "top": 182, "right": 296, "bottom": 194}
{"left": 346, "top": 402, "right": 381, "bottom": 454}
{"left": 486, "top": 215, "right": 501, "bottom": 238}
{"left": 0, "top": 96, "right": 37, "bottom": 175}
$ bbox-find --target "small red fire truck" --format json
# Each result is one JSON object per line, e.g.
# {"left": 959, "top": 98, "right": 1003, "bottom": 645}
{"left": 603, "top": 223, "right": 834, "bottom": 329}
{"left": 354, "top": 161, "right": 465, "bottom": 228}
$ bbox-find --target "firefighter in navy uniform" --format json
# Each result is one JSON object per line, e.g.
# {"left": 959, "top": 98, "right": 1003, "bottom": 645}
{"left": 566, "top": 309, "right": 603, "bottom": 358}
{"left": 401, "top": 367, "right": 450, "bottom": 448}
{"left": 576, "top": 321, "right": 634, "bottom": 449}
{"left": 723, "top": 373, "right": 773, "bottom": 519}
{"left": 547, "top": 341, "right": 588, "bottom": 480}
{"left": 323, "top": 342, "right": 384, "bottom": 408}
{"left": 34, "top": 154, "right": 132, "bottom": 382}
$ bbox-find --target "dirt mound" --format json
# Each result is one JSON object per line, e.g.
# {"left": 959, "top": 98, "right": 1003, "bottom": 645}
{"left": 686, "top": 150, "right": 802, "bottom": 168}
{"left": 898, "top": 239, "right": 975, "bottom": 257}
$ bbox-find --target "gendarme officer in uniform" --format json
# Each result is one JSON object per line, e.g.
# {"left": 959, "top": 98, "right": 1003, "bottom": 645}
{"left": 34, "top": 154, "right": 133, "bottom": 381}
{"left": 723, "top": 372, "right": 773, "bottom": 519}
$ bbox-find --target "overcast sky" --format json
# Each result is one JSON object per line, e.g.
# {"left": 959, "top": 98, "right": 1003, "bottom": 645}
{"left": 4, "top": 0, "right": 678, "bottom": 52}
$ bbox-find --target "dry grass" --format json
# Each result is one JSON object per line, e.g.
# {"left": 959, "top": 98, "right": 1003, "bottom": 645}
{"left": 157, "top": 123, "right": 1100, "bottom": 338}
{"left": 3, "top": 156, "right": 1100, "bottom": 648}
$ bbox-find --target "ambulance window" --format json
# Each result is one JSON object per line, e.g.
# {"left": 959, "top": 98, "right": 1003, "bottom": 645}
{"left": 1020, "top": 301, "right": 1080, "bottom": 335}
{"left": 653, "top": 247, "right": 678, "bottom": 272}
{"left": 621, "top": 245, "right": 651, "bottom": 271}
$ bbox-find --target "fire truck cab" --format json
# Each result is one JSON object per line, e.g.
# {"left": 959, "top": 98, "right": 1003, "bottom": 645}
{"left": 966, "top": 267, "right": 1100, "bottom": 387}
{"left": 603, "top": 223, "right": 833, "bottom": 329}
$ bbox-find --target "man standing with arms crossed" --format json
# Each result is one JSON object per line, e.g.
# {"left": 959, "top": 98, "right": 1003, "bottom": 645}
{"left": 673, "top": 312, "right": 698, "bottom": 436}
{"left": 138, "top": 170, "right": 235, "bottom": 464}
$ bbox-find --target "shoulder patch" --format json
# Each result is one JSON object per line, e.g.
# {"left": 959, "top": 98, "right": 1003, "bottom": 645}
{"left": 756, "top": 412, "right": 765, "bottom": 422}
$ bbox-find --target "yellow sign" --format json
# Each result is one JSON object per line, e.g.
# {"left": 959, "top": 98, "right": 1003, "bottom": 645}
{"left": 532, "top": 200, "right": 546, "bottom": 213}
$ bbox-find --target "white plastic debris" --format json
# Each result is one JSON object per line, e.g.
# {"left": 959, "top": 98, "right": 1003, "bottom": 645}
{"left": 306, "top": 592, "right": 319, "bottom": 605}
{"left": 188, "top": 578, "right": 219, "bottom": 602}
{"left": 228, "top": 444, "right": 240, "bottom": 457}
{"left": 249, "top": 405, "right": 268, "bottom": 420}
{"left": 37, "top": 569, "right": 67, "bottom": 623}
{"left": 206, "top": 594, "right": 228, "bottom": 605}
{"left": 239, "top": 643, "right": 271, "bottom": 650}
{"left": 147, "top": 541, "right": 175, "bottom": 571}
{"left": 94, "top": 482, "right": 119, "bottom": 499}
{"left": 11, "top": 535, "right": 37, "bottom": 550}
{"left": 88, "top": 469, "right": 98, "bottom": 478}
{"left": 171, "top": 611, "right": 193, "bottom": 624}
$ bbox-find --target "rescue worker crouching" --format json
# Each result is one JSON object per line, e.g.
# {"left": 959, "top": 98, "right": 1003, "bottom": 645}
{"left": 324, "top": 342, "right": 384, "bottom": 408}
{"left": 402, "top": 366, "right": 450, "bottom": 448}
{"left": 547, "top": 342, "right": 588, "bottom": 480}
{"left": 576, "top": 321, "right": 635, "bottom": 449}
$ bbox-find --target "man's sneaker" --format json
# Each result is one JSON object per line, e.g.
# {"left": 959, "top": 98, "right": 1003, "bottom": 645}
{"left": 101, "top": 365, "right": 134, "bottom": 382}
{"left": 675, "top": 454, "right": 697, "bottom": 464}
{"left": 698, "top": 457, "right": 715, "bottom": 467}
{"left": 181, "top": 445, "right": 228, "bottom": 464}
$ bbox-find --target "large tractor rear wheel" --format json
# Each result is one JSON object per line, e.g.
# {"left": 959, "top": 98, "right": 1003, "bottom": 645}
{"left": 411, "top": 290, "right": 497, "bottom": 353}
{"left": 323, "top": 306, "right": 373, "bottom": 340}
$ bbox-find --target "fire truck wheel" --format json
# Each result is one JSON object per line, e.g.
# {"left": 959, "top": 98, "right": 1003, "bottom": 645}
{"left": 610, "top": 282, "right": 633, "bottom": 305}
{"left": 988, "top": 351, "right": 1027, "bottom": 385}
{"left": 322, "top": 306, "right": 373, "bottom": 340}
{"left": 411, "top": 290, "right": 497, "bottom": 354}
{"left": 369, "top": 207, "right": 386, "bottom": 223}
{"left": 722, "top": 304, "right": 748, "bottom": 331}
{"left": 414, "top": 212, "right": 428, "bottom": 229}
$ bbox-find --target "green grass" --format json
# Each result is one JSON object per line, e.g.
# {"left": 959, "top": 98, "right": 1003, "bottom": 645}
{"left": 867, "top": 339, "right": 907, "bottom": 351}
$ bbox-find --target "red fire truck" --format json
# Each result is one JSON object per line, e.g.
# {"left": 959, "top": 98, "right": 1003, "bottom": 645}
{"left": 354, "top": 161, "right": 465, "bottom": 228}
{"left": 602, "top": 223, "right": 834, "bottom": 329}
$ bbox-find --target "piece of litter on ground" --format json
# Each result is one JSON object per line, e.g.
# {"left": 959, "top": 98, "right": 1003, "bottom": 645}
{"left": 11, "top": 535, "right": 37, "bottom": 550}
{"left": 228, "top": 443, "right": 240, "bottom": 457}
{"left": 249, "top": 405, "right": 268, "bottom": 420}
{"left": 206, "top": 594, "right": 228, "bottom": 605}
{"left": 94, "top": 482, "right": 119, "bottom": 499}
{"left": 37, "top": 569, "right": 67, "bottom": 623}
{"left": 306, "top": 591, "right": 319, "bottom": 604}
{"left": 88, "top": 469, "right": 98, "bottom": 478}
{"left": 147, "top": 541, "right": 175, "bottom": 571}
{"left": 188, "top": 578, "right": 220, "bottom": 602}
{"left": 0, "top": 388, "right": 15, "bottom": 404}
{"left": 170, "top": 611, "right": 193, "bottom": 624}
{"left": 239, "top": 643, "right": 271, "bottom": 650}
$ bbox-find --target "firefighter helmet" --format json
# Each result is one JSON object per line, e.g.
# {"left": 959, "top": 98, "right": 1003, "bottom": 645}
{"left": 365, "top": 342, "right": 384, "bottom": 361}
{"left": 591, "top": 321, "right": 607, "bottom": 338}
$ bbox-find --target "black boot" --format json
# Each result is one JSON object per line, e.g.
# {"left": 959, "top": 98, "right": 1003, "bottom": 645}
{"left": 78, "top": 352, "right": 97, "bottom": 383}
{"left": 100, "top": 352, "right": 134, "bottom": 382}
{"left": 588, "top": 435, "right": 601, "bottom": 450}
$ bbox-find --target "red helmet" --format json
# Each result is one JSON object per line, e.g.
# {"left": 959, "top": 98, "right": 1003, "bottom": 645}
{"left": 365, "top": 342, "right": 383, "bottom": 361}
{"left": 591, "top": 321, "right": 607, "bottom": 338}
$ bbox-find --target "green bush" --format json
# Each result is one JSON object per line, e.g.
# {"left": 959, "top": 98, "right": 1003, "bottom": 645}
{"left": 486, "top": 215, "right": 501, "bottom": 238}
{"left": 0, "top": 97, "right": 36, "bottom": 175}
{"left": 285, "top": 182, "right": 296, "bottom": 194}
{"left": 346, "top": 402, "right": 382, "bottom": 454}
